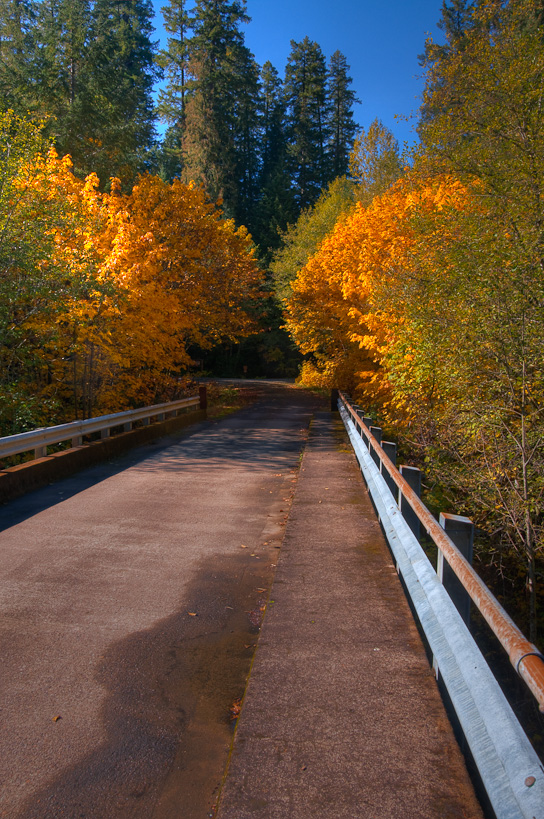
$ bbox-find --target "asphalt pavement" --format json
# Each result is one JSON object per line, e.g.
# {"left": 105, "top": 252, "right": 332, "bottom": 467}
{"left": 0, "top": 385, "right": 484, "bottom": 819}
{"left": 216, "top": 412, "right": 484, "bottom": 819}
{"left": 0, "top": 382, "right": 320, "bottom": 819}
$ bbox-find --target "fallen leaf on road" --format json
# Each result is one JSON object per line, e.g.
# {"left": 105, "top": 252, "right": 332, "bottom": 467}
{"left": 229, "top": 697, "right": 242, "bottom": 721}
{"left": 188, "top": 612, "right": 198, "bottom": 617}
{"left": 52, "top": 715, "right": 62, "bottom": 722}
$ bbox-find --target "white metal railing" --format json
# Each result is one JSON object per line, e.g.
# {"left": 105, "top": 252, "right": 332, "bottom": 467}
{"left": 338, "top": 392, "right": 544, "bottom": 819}
{"left": 0, "top": 395, "right": 202, "bottom": 462}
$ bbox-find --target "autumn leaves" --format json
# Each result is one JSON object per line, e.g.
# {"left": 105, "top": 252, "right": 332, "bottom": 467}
{"left": 0, "top": 112, "right": 261, "bottom": 432}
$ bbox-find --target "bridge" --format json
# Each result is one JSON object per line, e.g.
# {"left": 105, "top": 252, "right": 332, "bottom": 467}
{"left": 0, "top": 381, "right": 542, "bottom": 819}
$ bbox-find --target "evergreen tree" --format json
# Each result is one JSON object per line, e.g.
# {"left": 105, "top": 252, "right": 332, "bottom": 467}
{"left": 33, "top": 0, "right": 94, "bottom": 173}
{"left": 327, "top": 50, "right": 359, "bottom": 177}
{"left": 0, "top": 0, "right": 38, "bottom": 115}
{"left": 181, "top": 0, "right": 253, "bottom": 218}
{"left": 155, "top": 0, "right": 191, "bottom": 178}
{"left": 284, "top": 36, "right": 329, "bottom": 210}
{"left": 231, "top": 45, "right": 261, "bottom": 229}
{"left": 86, "top": 0, "right": 159, "bottom": 184}
{"left": 253, "top": 61, "right": 295, "bottom": 258}
{"left": 418, "top": 0, "right": 477, "bottom": 131}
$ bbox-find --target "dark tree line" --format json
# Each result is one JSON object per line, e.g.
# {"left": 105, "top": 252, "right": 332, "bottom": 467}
{"left": 0, "top": 0, "right": 360, "bottom": 253}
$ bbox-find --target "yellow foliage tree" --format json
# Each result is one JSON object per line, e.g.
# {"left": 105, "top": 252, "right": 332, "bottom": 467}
{"left": 0, "top": 113, "right": 263, "bottom": 429}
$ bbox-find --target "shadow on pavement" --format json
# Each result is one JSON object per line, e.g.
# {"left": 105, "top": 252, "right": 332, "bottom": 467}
{"left": 15, "top": 548, "right": 274, "bottom": 819}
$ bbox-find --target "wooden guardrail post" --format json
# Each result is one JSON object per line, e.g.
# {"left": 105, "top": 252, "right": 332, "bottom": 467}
{"left": 438, "top": 513, "right": 474, "bottom": 624}
{"left": 199, "top": 386, "right": 207, "bottom": 410}
{"left": 399, "top": 465, "right": 422, "bottom": 540}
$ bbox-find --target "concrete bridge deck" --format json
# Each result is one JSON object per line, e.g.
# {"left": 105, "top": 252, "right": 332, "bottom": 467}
{"left": 0, "top": 384, "right": 483, "bottom": 818}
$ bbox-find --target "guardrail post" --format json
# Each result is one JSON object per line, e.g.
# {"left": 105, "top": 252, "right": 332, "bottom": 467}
{"left": 381, "top": 442, "right": 398, "bottom": 501}
{"left": 399, "top": 465, "right": 421, "bottom": 540}
{"left": 369, "top": 426, "right": 382, "bottom": 466}
{"left": 352, "top": 406, "right": 364, "bottom": 437}
{"left": 123, "top": 422, "right": 132, "bottom": 432}
{"left": 199, "top": 386, "right": 208, "bottom": 411}
{"left": 34, "top": 446, "right": 47, "bottom": 459}
{"left": 101, "top": 428, "right": 110, "bottom": 438}
{"left": 438, "top": 513, "right": 474, "bottom": 625}
{"left": 71, "top": 435, "right": 83, "bottom": 447}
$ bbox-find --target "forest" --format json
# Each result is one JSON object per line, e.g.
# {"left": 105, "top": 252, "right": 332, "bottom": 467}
{"left": 1, "top": 0, "right": 544, "bottom": 639}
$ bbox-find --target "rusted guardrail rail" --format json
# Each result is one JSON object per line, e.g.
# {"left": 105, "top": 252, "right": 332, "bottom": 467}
{"left": 0, "top": 391, "right": 205, "bottom": 462}
{"left": 338, "top": 391, "right": 544, "bottom": 819}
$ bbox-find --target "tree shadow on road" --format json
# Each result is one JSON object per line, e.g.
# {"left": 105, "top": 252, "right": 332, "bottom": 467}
{"left": 14, "top": 547, "right": 274, "bottom": 819}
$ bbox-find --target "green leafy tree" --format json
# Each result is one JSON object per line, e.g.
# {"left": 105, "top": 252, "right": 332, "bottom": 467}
{"left": 412, "top": 0, "right": 544, "bottom": 638}
{"left": 271, "top": 175, "right": 357, "bottom": 301}
{"left": 349, "top": 118, "right": 403, "bottom": 205}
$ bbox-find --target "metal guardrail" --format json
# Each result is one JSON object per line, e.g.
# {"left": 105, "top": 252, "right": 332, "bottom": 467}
{"left": 0, "top": 394, "right": 203, "bottom": 461}
{"left": 338, "top": 392, "right": 544, "bottom": 819}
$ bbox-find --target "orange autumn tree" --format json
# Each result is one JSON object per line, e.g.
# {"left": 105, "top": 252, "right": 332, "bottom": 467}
{"left": 0, "top": 113, "right": 263, "bottom": 430}
{"left": 95, "top": 175, "right": 263, "bottom": 411}
{"left": 285, "top": 173, "right": 467, "bottom": 416}
{"left": 0, "top": 113, "right": 113, "bottom": 431}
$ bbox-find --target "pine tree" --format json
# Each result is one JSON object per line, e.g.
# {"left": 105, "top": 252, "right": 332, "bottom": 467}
{"left": 231, "top": 46, "right": 261, "bottom": 228}
{"left": 181, "top": 0, "right": 256, "bottom": 220}
{"left": 33, "top": 0, "right": 94, "bottom": 173}
{"left": 418, "top": 0, "right": 477, "bottom": 131}
{"left": 327, "top": 50, "right": 359, "bottom": 177}
{"left": 87, "top": 0, "right": 160, "bottom": 184}
{"left": 0, "top": 0, "right": 38, "bottom": 115}
{"left": 284, "top": 37, "right": 329, "bottom": 210}
{"left": 155, "top": 0, "right": 191, "bottom": 178}
{"left": 253, "top": 61, "right": 295, "bottom": 257}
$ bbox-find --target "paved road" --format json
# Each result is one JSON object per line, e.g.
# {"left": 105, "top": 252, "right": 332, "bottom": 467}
{"left": 0, "top": 383, "right": 321, "bottom": 819}
{"left": 217, "top": 413, "right": 484, "bottom": 819}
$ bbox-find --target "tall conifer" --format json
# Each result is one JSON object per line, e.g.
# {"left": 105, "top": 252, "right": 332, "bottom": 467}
{"left": 284, "top": 37, "right": 329, "bottom": 209}
{"left": 87, "top": 0, "right": 159, "bottom": 183}
{"left": 156, "top": 0, "right": 191, "bottom": 178}
{"left": 33, "top": 0, "right": 93, "bottom": 172}
{"left": 253, "top": 61, "right": 295, "bottom": 255}
{"left": 327, "top": 50, "right": 359, "bottom": 177}
{"left": 0, "top": 0, "right": 38, "bottom": 114}
{"left": 182, "top": 0, "right": 258, "bottom": 221}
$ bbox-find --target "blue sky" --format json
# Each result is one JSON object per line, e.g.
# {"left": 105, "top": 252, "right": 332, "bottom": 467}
{"left": 151, "top": 0, "right": 445, "bottom": 150}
